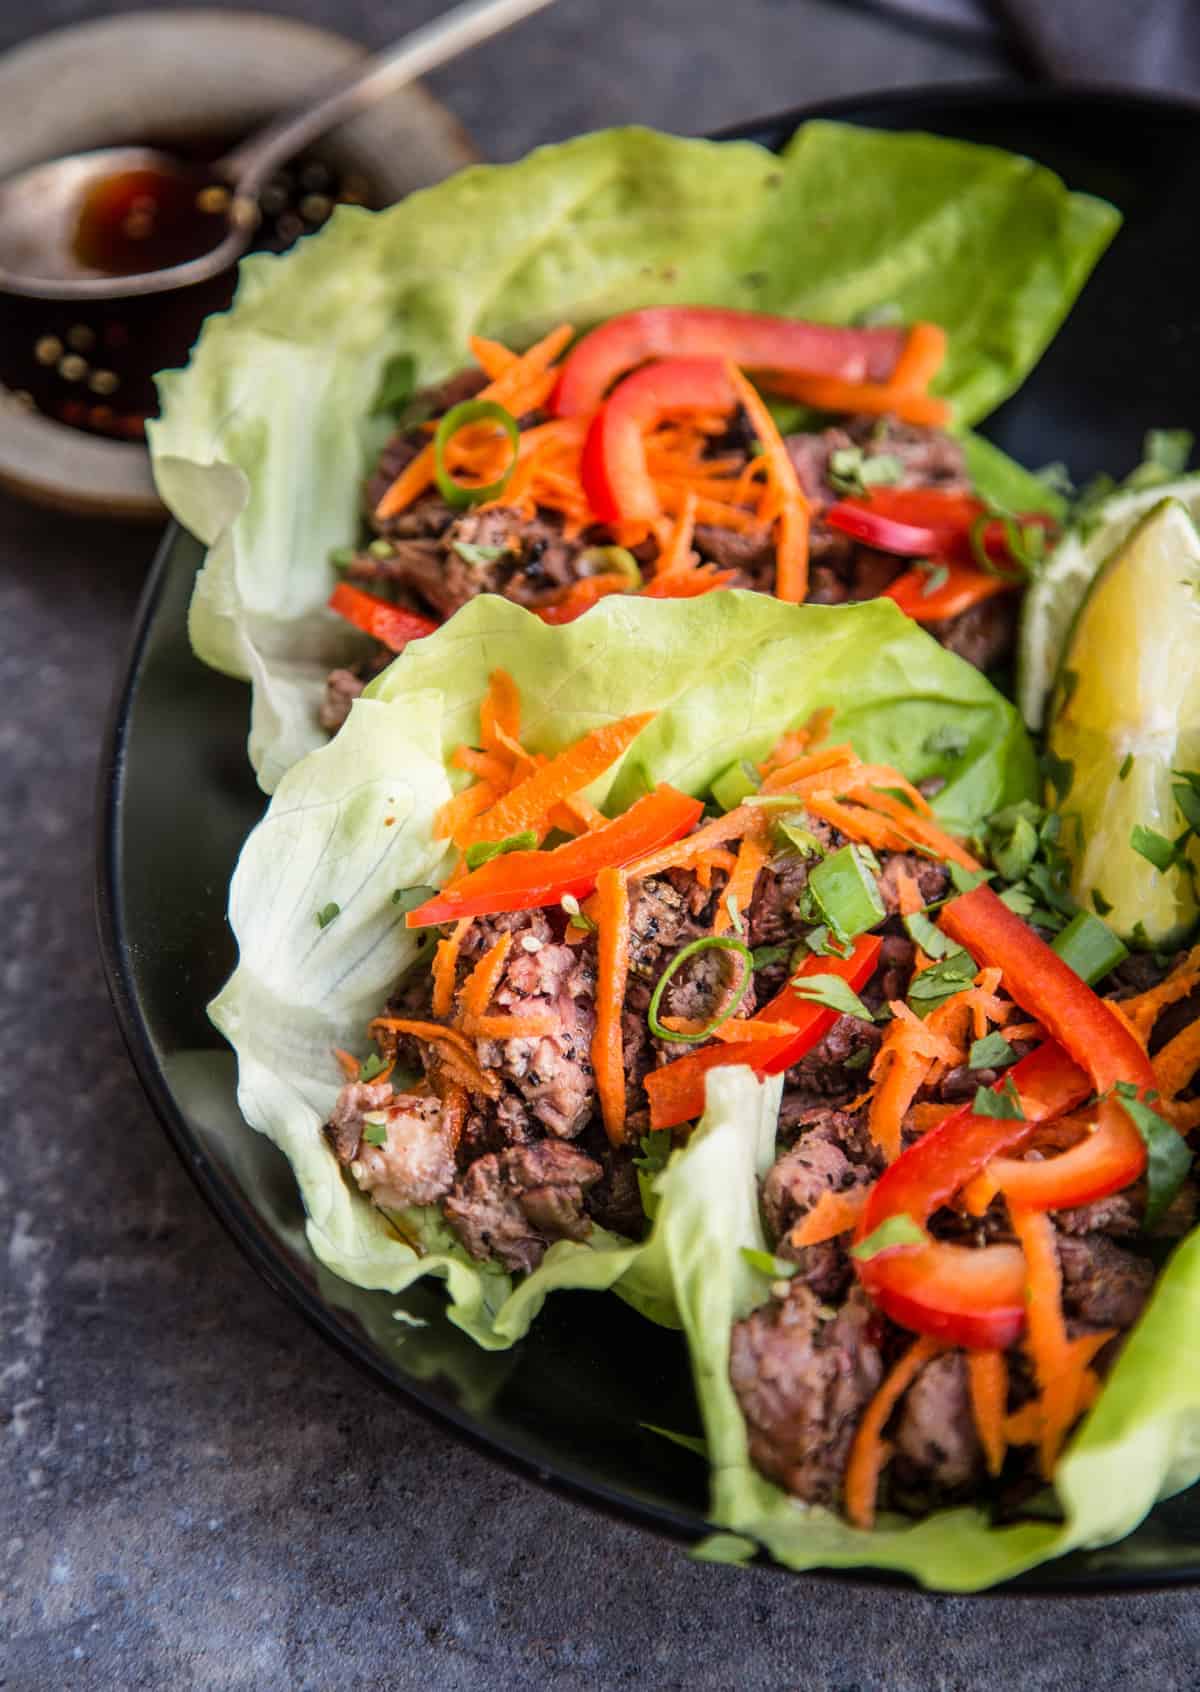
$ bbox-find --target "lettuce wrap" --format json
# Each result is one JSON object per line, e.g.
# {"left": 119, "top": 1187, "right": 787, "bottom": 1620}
{"left": 149, "top": 121, "right": 1118, "bottom": 792}
{"left": 212, "top": 589, "right": 1029, "bottom": 1333}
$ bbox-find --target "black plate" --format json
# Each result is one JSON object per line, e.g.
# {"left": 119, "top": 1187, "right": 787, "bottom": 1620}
{"left": 97, "top": 87, "right": 1200, "bottom": 1593}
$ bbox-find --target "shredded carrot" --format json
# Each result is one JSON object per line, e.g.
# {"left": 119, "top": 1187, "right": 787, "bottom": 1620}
{"left": 479, "top": 667, "right": 522, "bottom": 751}
{"left": 961, "top": 1167, "right": 999, "bottom": 1217}
{"left": 1002, "top": 1021, "right": 1042, "bottom": 1043}
{"left": 440, "top": 1082, "right": 469, "bottom": 1151}
{"left": 967, "top": 1350, "right": 1008, "bottom": 1478}
{"left": 375, "top": 324, "right": 574, "bottom": 517}
{"left": 468, "top": 334, "right": 519, "bottom": 379}
{"left": 457, "top": 931, "right": 512, "bottom": 1022}
{"left": 592, "top": 868, "right": 631, "bottom": 1145}
{"left": 623, "top": 802, "right": 760, "bottom": 881}
{"left": 846, "top": 788, "right": 980, "bottom": 871}
{"left": 461, "top": 1013, "right": 558, "bottom": 1040}
{"left": 868, "top": 1002, "right": 960, "bottom": 1162}
{"left": 847, "top": 767, "right": 935, "bottom": 817}
{"left": 1153, "top": 1019, "right": 1200, "bottom": 1103}
{"left": 1108, "top": 946, "right": 1200, "bottom": 1040}
{"left": 554, "top": 793, "right": 608, "bottom": 834}
{"left": 909, "top": 1101, "right": 958, "bottom": 1134}
{"left": 713, "top": 826, "right": 769, "bottom": 934}
{"left": 451, "top": 746, "right": 513, "bottom": 787}
{"left": 653, "top": 490, "right": 700, "bottom": 577}
{"left": 640, "top": 565, "right": 737, "bottom": 599}
{"left": 844, "top": 1334, "right": 944, "bottom": 1529}
{"left": 1008, "top": 1207, "right": 1075, "bottom": 1478}
{"left": 368, "top": 1016, "right": 476, "bottom": 1064}
{"left": 333, "top": 1047, "right": 360, "bottom": 1082}
{"left": 726, "top": 363, "right": 811, "bottom": 602}
{"left": 893, "top": 862, "right": 924, "bottom": 919}
{"left": 659, "top": 1015, "right": 796, "bottom": 1042}
{"left": 757, "top": 709, "right": 834, "bottom": 776}
{"left": 788, "top": 1186, "right": 869, "bottom": 1248}
{"left": 457, "top": 712, "right": 654, "bottom": 848}
{"left": 889, "top": 321, "right": 948, "bottom": 392}
{"left": 761, "top": 370, "right": 952, "bottom": 428}
{"left": 758, "top": 742, "right": 858, "bottom": 791}
{"left": 435, "top": 780, "right": 500, "bottom": 843}
{"left": 1002, "top": 1329, "right": 1114, "bottom": 1457}
{"left": 805, "top": 793, "right": 914, "bottom": 855}
{"left": 431, "top": 917, "right": 473, "bottom": 1019}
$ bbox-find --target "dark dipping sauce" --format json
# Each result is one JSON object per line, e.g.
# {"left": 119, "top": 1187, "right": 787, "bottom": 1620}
{"left": 1, "top": 136, "right": 377, "bottom": 442}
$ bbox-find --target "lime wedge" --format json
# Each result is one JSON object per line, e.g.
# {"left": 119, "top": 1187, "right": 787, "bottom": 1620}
{"left": 1047, "top": 498, "right": 1200, "bottom": 945}
{"left": 1018, "top": 473, "right": 1200, "bottom": 730}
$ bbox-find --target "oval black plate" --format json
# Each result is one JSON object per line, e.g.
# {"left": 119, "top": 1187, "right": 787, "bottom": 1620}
{"left": 98, "top": 88, "right": 1200, "bottom": 1593}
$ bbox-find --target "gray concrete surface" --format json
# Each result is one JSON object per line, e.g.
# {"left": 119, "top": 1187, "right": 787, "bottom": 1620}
{"left": 5, "top": 3, "right": 1200, "bottom": 1688}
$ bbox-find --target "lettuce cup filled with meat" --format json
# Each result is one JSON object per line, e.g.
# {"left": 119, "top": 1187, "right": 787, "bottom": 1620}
{"left": 149, "top": 122, "right": 1117, "bottom": 792}
{"left": 212, "top": 589, "right": 1200, "bottom": 1589}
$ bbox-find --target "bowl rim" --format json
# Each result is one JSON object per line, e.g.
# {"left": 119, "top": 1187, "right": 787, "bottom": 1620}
{"left": 95, "top": 83, "right": 1200, "bottom": 1596}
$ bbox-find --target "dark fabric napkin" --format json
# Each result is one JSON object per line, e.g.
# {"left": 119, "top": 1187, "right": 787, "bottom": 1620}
{"left": 867, "top": 0, "right": 1200, "bottom": 98}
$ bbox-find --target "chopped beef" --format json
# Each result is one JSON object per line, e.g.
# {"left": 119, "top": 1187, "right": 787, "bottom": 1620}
{"left": 443, "top": 1140, "right": 602, "bottom": 1272}
{"left": 876, "top": 852, "right": 950, "bottom": 914}
{"left": 928, "top": 595, "right": 1017, "bottom": 674}
{"left": 746, "top": 826, "right": 839, "bottom": 947}
{"left": 1056, "top": 1233, "right": 1154, "bottom": 1330}
{"left": 1055, "top": 1179, "right": 1197, "bottom": 1241}
{"left": 892, "top": 1352, "right": 983, "bottom": 1498}
{"left": 764, "top": 1112, "right": 874, "bottom": 1299}
{"left": 347, "top": 1093, "right": 457, "bottom": 1210}
{"left": 783, "top": 1016, "right": 883, "bottom": 1111}
{"left": 582, "top": 1132, "right": 646, "bottom": 1238}
{"left": 324, "top": 1079, "right": 395, "bottom": 1165}
{"left": 464, "top": 912, "right": 597, "bottom": 1141}
{"left": 320, "top": 667, "right": 366, "bottom": 733}
{"left": 693, "top": 524, "right": 775, "bottom": 585}
{"left": 729, "top": 1283, "right": 884, "bottom": 1507}
{"left": 627, "top": 873, "right": 712, "bottom": 975}
{"left": 876, "top": 934, "right": 916, "bottom": 1004}
{"left": 784, "top": 418, "right": 968, "bottom": 509}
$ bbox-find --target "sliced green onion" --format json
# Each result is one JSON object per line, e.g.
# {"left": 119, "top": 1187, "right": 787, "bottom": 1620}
{"left": 433, "top": 399, "right": 520, "bottom": 510}
{"left": 579, "top": 545, "right": 643, "bottom": 587}
{"left": 464, "top": 828, "right": 538, "bottom": 871}
{"left": 775, "top": 814, "right": 825, "bottom": 859}
{"left": 808, "top": 844, "right": 885, "bottom": 941}
{"left": 1051, "top": 909, "right": 1128, "bottom": 985}
{"left": 711, "top": 759, "right": 759, "bottom": 812}
{"left": 647, "top": 935, "right": 753, "bottom": 1044}
{"left": 850, "top": 1213, "right": 925, "bottom": 1261}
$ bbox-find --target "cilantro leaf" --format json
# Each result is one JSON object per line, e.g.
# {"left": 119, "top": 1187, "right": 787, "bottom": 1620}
{"left": 1130, "top": 824, "right": 1181, "bottom": 873}
{"left": 1115, "top": 1091, "right": 1192, "bottom": 1229}
{"left": 452, "top": 539, "right": 508, "bottom": 570}
{"left": 358, "top": 1052, "right": 390, "bottom": 1083}
{"left": 968, "top": 1032, "right": 1016, "bottom": 1071}
{"left": 315, "top": 901, "right": 341, "bottom": 929}
{"left": 361, "top": 1116, "right": 389, "bottom": 1148}
{"left": 906, "top": 949, "right": 976, "bottom": 1016}
{"left": 902, "top": 910, "right": 957, "bottom": 959}
{"left": 634, "top": 1129, "right": 673, "bottom": 1220}
{"left": 972, "top": 1076, "right": 1025, "bottom": 1120}
{"left": 464, "top": 829, "right": 539, "bottom": 871}
{"left": 790, "top": 974, "right": 875, "bottom": 1021}
{"left": 850, "top": 1214, "right": 925, "bottom": 1261}
{"left": 751, "top": 943, "right": 791, "bottom": 970}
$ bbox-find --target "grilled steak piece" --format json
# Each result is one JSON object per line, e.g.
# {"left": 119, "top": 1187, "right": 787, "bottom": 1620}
{"left": 892, "top": 1352, "right": 984, "bottom": 1498}
{"left": 346, "top": 1094, "right": 458, "bottom": 1210}
{"left": 1056, "top": 1233, "right": 1154, "bottom": 1330}
{"left": 444, "top": 1140, "right": 603, "bottom": 1272}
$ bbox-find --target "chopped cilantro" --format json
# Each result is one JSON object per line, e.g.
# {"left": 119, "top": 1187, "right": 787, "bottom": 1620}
{"left": 358, "top": 1052, "right": 390, "bottom": 1083}
{"left": 452, "top": 539, "right": 508, "bottom": 570}
{"left": 968, "top": 1032, "right": 1016, "bottom": 1071}
{"left": 916, "top": 560, "right": 950, "bottom": 597}
{"left": 1130, "top": 824, "right": 1181, "bottom": 873}
{"left": 751, "top": 943, "right": 791, "bottom": 970}
{"left": 634, "top": 1129, "right": 673, "bottom": 1221}
{"left": 790, "top": 974, "right": 875, "bottom": 1022}
{"left": 361, "top": 1116, "right": 389, "bottom": 1148}
{"left": 1115, "top": 1090, "right": 1192, "bottom": 1228}
{"left": 804, "top": 924, "right": 854, "bottom": 959}
{"left": 1119, "top": 752, "right": 1134, "bottom": 782}
{"left": 972, "top": 1075, "right": 1025, "bottom": 1120}
{"left": 560, "top": 892, "right": 597, "bottom": 933}
{"left": 906, "top": 948, "right": 976, "bottom": 1016}
{"left": 902, "top": 910, "right": 957, "bottom": 959}
{"left": 775, "top": 815, "right": 826, "bottom": 859}
{"left": 315, "top": 901, "right": 341, "bottom": 929}
{"left": 843, "top": 1045, "right": 873, "bottom": 1072}
{"left": 464, "top": 829, "right": 539, "bottom": 871}
{"left": 1173, "top": 778, "right": 1200, "bottom": 832}
{"left": 1091, "top": 889, "right": 1114, "bottom": 917}
{"left": 947, "top": 860, "right": 992, "bottom": 894}
{"left": 1041, "top": 748, "right": 1075, "bottom": 806}
{"left": 850, "top": 1214, "right": 925, "bottom": 1261}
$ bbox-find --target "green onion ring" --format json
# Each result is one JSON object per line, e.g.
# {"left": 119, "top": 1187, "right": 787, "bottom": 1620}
{"left": 647, "top": 935, "right": 754, "bottom": 1044}
{"left": 433, "top": 399, "right": 521, "bottom": 510}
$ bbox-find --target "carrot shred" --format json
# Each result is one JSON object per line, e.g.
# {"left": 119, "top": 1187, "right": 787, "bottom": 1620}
{"left": 847, "top": 788, "right": 979, "bottom": 870}
{"left": 435, "top": 780, "right": 500, "bottom": 843}
{"left": 1101, "top": 946, "right": 1200, "bottom": 1040}
{"left": 468, "top": 334, "right": 519, "bottom": 378}
{"left": 761, "top": 370, "right": 952, "bottom": 428}
{"left": 653, "top": 491, "right": 700, "bottom": 577}
{"left": 758, "top": 742, "right": 858, "bottom": 791}
{"left": 659, "top": 1015, "right": 796, "bottom": 1042}
{"left": 460, "top": 1013, "right": 558, "bottom": 1040}
{"left": 725, "top": 363, "right": 811, "bottom": 603}
{"left": 868, "top": 1001, "right": 960, "bottom": 1162}
{"left": 961, "top": 1167, "right": 999, "bottom": 1217}
{"left": 713, "top": 826, "right": 769, "bottom": 934}
{"left": 440, "top": 1081, "right": 469, "bottom": 1152}
{"left": 1152, "top": 1018, "right": 1200, "bottom": 1102}
{"left": 451, "top": 746, "right": 513, "bottom": 787}
{"left": 479, "top": 667, "right": 523, "bottom": 751}
{"left": 1008, "top": 1207, "right": 1077, "bottom": 1478}
{"left": 889, "top": 321, "right": 948, "bottom": 392}
{"left": 457, "top": 931, "right": 512, "bottom": 1022}
{"left": 844, "top": 1334, "right": 944, "bottom": 1529}
{"left": 375, "top": 324, "right": 574, "bottom": 517}
{"left": 333, "top": 1047, "right": 361, "bottom": 1082}
{"left": 592, "top": 868, "right": 631, "bottom": 1145}
{"left": 788, "top": 1186, "right": 869, "bottom": 1248}
{"left": 893, "top": 862, "right": 924, "bottom": 919}
{"left": 623, "top": 803, "right": 760, "bottom": 881}
{"left": 967, "top": 1350, "right": 1008, "bottom": 1478}
{"left": 431, "top": 917, "right": 473, "bottom": 1019}
{"left": 909, "top": 1101, "right": 958, "bottom": 1134}
{"left": 457, "top": 712, "right": 655, "bottom": 848}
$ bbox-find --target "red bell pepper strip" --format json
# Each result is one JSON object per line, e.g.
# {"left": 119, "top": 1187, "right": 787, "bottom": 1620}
{"left": 645, "top": 934, "right": 882, "bottom": 1130}
{"left": 580, "top": 357, "right": 733, "bottom": 526}
{"left": 825, "top": 490, "right": 1055, "bottom": 572}
{"left": 883, "top": 562, "right": 1017, "bottom": 623}
{"left": 853, "top": 1040, "right": 1091, "bottom": 1350}
{"left": 939, "top": 885, "right": 1154, "bottom": 1209}
{"left": 554, "top": 307, "right": 906, "bottom": 417}
{"left": 328, "top": 583, "right": 438, "bottom": 652}
{"left": 404, "top": 785, "right": 704, "bottom": 927}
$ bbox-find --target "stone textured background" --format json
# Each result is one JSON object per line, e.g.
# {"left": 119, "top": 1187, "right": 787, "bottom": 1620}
{"left": 5, "top": 3, "right": 1200, "bottom": 1687}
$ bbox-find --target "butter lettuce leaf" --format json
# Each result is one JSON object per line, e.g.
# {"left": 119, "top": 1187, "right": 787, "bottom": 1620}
{"left": 150, "top": 122, "right": 1118, "bottom": 790}
{"left": 659, "top": 1063, "right": 1200, "bottom": 1589}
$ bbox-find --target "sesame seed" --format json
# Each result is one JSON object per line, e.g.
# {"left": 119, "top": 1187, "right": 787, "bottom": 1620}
{"left": 521, "top": 935, "right": 544, "bottom": 953}
{"left": 66, "top": 324, "right": 95, "bottom": 352}
{"left": 300, "top": 193, "right": 332, "bottom": 223}
{"left": 88, "top": 369, "right": 119, "bottom": 396}
{"left": 58, "top": 355, "right": 88, "bottom": 383}
{"left": 34, "top": 336, "right": 63, "bottom": 366}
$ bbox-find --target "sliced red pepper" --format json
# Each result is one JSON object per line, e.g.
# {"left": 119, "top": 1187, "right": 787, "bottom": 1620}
{"left": 404, "top": 785, "right": 703, "bottom": 927}
{"left": 939, "top": 885, "right": 1154, "bottom": 1209}
{"left": 580, "top": 357, "right": 733, "bottom": 526}
{"left": 328, "top": 583, "right": 438, "bottom": 652}
{"left": 853, "top": 1041, "right": 1091, "bottom": 1349}
{"left": 554, "top": 307, "right": 906, "bottom": 418}
{"left": 645, "top": 934, "right": 882, "bottom": 1131}
{"left": 883, "top": 561, "right": 1017, "bottom": 623}
{"left": 825, "top": 490, "right": 1055, "bottom": 574}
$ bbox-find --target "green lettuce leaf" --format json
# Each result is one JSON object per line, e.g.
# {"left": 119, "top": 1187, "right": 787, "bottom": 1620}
{"left": 657, "top": 1063, "right": 1200, "bottom": 1589}
{"left": 149, "top": 122, "right": 1118, "bottom": 791}
{"left": 366, "top": 592, "right": 1035, "bottom": 834}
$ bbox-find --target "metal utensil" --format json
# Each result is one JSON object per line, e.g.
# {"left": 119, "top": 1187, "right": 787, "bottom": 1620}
{"left": 0, "top": 0, "right": 555, "bottom": 300}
